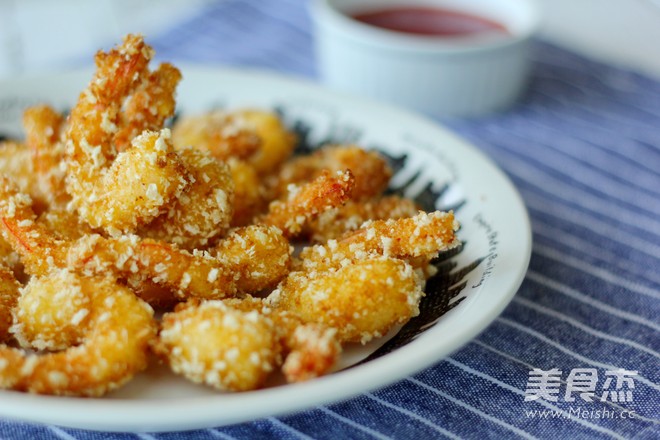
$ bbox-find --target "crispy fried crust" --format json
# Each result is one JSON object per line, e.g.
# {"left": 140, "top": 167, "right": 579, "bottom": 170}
{"left": 0, "top": 270, "right": 155, "bottom": 396}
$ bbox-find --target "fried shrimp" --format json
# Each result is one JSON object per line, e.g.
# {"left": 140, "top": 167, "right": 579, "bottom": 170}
{"left": 69, "top": 234, "right": 237, "bottom": 300}
{"left": 171, "top": 110, "right": 262, "bottom": 162}
{"left": 23, "top": 105, "right": 68, "bottom": 208}
{"left": 155, "top": 296, "right": 340, "bottom": 390}
{"left": 66, "top": 34, "right": 151, "bottom": 166}
{"left": 114, "top": 62, "right": 182, "bottom": 152}
{"left": 65, "top": 35, "right": 190, "bottom": 233}
{"left": 213, "top": 225, "right": 291, "bottom": 293}
{"left": 0, "top": 176, "right": 67, "bottom": 276}
{"left": 260, "top": 170, "right": 355, "bottom": 238}
{"left": 228, "top": 159, "right": 268, "bottom": 227}
{"left": 69, "top": 128, "right": 190, "bottom": 234}
{"left": 0, "top": 270, "right": 155, "bottom": 396}
{"left": 224, "top": 296, "right": 341, "bottom": 383}
{"left": 297, "top": 210, "right": 459, "bottom": 273}
{"left": 307, "top": 195, "right": 420, "bottom": 242}
{"left": 0, "top": 142, "right": 43, "bottom": 211}
{"left": 142, "top": 147, "right": 234, "bottom": 250}
{"left": 270, "top": 256, "right": 423, "bottom": 344}
{"left": 237, "top": 110, "right": 296, "bottom": 174}
{"left": 0, "top": 266, "right": 20, "bottom": 343}
{"left": 273, "top": 145, "right": 392, "bottom": 201}
{"left": 70, "top": 227, "right": 290, "bottom": 299}
{"left": 155, "top": 300, "right": 278, "bottom": 391}
{"left": 0, "top": 31, "right": 467, "bottom": 396}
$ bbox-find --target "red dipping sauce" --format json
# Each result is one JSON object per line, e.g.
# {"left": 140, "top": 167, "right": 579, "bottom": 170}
{"left": 352, "top": 6, "right": 509, "bottom": 37}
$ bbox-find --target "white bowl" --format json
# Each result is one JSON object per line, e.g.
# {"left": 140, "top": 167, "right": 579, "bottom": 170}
{"left": 311, "top": 0, "right": 540, "bottom": 117}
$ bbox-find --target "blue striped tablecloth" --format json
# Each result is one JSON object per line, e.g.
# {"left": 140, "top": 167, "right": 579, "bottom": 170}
{"left": 2, "top": 1, "right": 659, "bottom": 439}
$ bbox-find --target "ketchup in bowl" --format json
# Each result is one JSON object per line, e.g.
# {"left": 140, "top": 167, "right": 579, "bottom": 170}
{"left": 351, "top": 6, "right": 508, "bottom": 37}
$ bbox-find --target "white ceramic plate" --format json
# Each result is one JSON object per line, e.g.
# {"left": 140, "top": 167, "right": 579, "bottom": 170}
{"left": 0, "top": 67, "right": 531, "bottom": 432}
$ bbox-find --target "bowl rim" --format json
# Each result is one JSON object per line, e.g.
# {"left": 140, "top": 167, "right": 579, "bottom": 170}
{"left": 311, "top": 0, "right": 541, "bottom": 54}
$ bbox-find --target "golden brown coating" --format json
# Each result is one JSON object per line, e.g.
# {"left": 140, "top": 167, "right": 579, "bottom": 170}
{"left": 155, "top": 300, "right": 277, "bottom": 391}
{"left": 307, "top": 195, "right": 420, "bottom": 242}
{"left": 65, "top": 35, "right": 190, "bottom": 234}
{"left": 238, "top": 110, "right": 296, "bottom": 174}
{"left": 142, "top": 147, "right": 234, "bottom": 250}
{"left": 0, "top": 31, "right": 465, "bottom": 396}
{"left": 36, "top": 209, "right": 95, "bottom": 241}
{"left": 69, "top": 227, "right": 291, "bottom": 300}
{"left": 171, "top": 110, "right": 262, "bottom": 162}
{"left": 228, "top": 159, "right": 268, "bottom": 227}
{"left": 297, "top": 210, "right": 459, "bottom": 273}
{"left": 213, "top": 225, "right": 292, "bottom": 293}
{"left": 114, "top": 62, "right": 182, "bottom": 152}
{"left": 12, "top": 269, "right": 92, "bottom": 351}
{"left": 0, "top": 266, "right": 20, "bottom": 343}
{"left": 224, "top": 296, "right": 341, "bottom": 383}
{"left": 273, "top": 145, "right": 392, "bottom": 201}
{"left": 0, "top": 142, "right": 43, "bottom": 209}
{"left": 0, "top": 176, "right": 67, "bottom": 276}
{"left": 68, "top": 234, "right": 238, "bottom": 300}
{"left": 0, "top": 270, "right": 155, "bottom": 396}
{"left": 22, "top": 105, "right": 68, "bottom": 209}
{"left": 66, "top": 34, "right": 152, "bottom": 165}
{"left": 270, "top": 256, "right": 423, "bottom": 344}
{"left": 68, "top": 128, "right": 191, "bottom": 235}
{"left": 261, "top": 170, "right": 355, "bottom": 238}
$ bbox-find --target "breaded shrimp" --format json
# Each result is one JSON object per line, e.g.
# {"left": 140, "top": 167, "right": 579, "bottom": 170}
{"left": 171, "top": 110, "right": 262, "bottom": 162}
{"left": 65, "top": 35, "right": 190, "bottom": 233}
{"left": 142, "top": 147, "right": 234, "bottom": 250}
{"left": 114, "top": 62, "right": 182, "bottom": 152}
{"left": 297, "top": 210, "right": 459, "bottom": 273}
{"left": 307, "top": 195, "right": 420, "bottom": 242}
{"left": 0, "top": 266, "right": 20, "bottom": 343}
{"left": 213, "top": 225, "right": 291, "bottom": 293}
{"left": 236, "top": 110, "right": 296, "bottom": 174}
{"left": 0, "top": 176, "right": 67, "bottom": 276}
{"left": 22, "top": 105, "right": 68, "bottom": 209}
{"left": 260, "top": 170, "right": 355, "bottom": 238}
{"left": 273, "top": 145, "right": 392, "bottom": 201}
{"left": 69, "top": 234, "right": 237, "bottom": 300}
{"left": 154, "top": 300, "right": 278, "bottom": 391}
{"left": 70, "top": 227, "right": 291, "bottom": 300}
{"left": 224, "top": 296, "right": 341, "bottom": 383}
{"left": 269, "top": 256, "right": 423, "bottom": 344}
{"left": 0, "top": 270, "right": 155, "bottom": 396}
{"left": 67, "top": 128, "right": 191, "bottom": 234}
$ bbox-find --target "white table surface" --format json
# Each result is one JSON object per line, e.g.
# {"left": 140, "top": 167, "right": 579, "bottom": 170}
{"left": 0, "top": 0, "right": 659, "bottom": 79}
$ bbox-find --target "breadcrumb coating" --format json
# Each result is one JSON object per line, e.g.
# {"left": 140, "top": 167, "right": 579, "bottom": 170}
{"left": 142, "top": 147, "right": 234, "bottom": 249}
{"left": 172, "top": 110, "right": 262, "bottom": 162}
{"left": 0, "top": 270, "right": 155, "bottom": 396}
{"left": 0, "top": 266, "right": 20, "bottom": 343}
{"left": 155, "top": 300, "right": 277, "bottom": 391}
{"left": 273, "top": 145, "right": 392, "bottom": 201}
{"left": 22, "top": 105, "right": 68, "bottom": 209}
{"left": 261, "top": 170, "right": 355, "bottom": 238}
{"left": 270, "top": 256, "right": 423, "bottom": 344}
{"left": 307, "top": 195, "right": 420, "bottom": 242}
{"left": 298, "top": 210, "right": 459, "bottom": 273}
{"left": 0, "top": 32, "right": 463, "bottom": 396}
